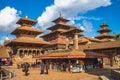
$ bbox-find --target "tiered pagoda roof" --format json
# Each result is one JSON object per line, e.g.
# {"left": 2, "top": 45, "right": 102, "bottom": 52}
{"left": 42, "top": 14, "right": 83, "bottom": 39}
{"left": 62, "top": 28, "right": 84, "bottom": 38}
{"left": 11, "top": 36, "right": 50, "bottom": 45}
{"left": 95, "top": 23, "right": 113, "bottom": 40}
{"left": 16, "top": 16, "right": 37, "bottom": 25}
{"left": 52, "top": 14, "right": 69, "bottom": 24}
{"left": 11, "top": 26, "right": 42, "bottom": 35}
{"left": 7, "top": 16, "right": 50, "bottom": 46}
{"left": 42, "top": 15, "right": 73, "bottom": 42}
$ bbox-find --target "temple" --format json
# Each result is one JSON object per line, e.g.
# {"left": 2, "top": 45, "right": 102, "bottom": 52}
{"left": 5, "top": 16, "right": 50, "bottom": 63}
{"left": 1, "top": 15, "right": 120, "bottom": 68}
{"left": 40, "top": 15, "right": 120, "bottom": 68}
{"left": 42, "top": 14, "right": 73, "bottom": 50}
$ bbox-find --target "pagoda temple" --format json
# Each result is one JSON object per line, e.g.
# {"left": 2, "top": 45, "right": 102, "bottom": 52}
{"left": 6, "top": 16, "right": 50, "bottom": 63}
{"left": 40, "top": 16, "right": 120, "bottom": 68}
{"left": 40, "top": 15, "right": 111, "bottom": 68}
{"left": 41, "top": 14, "right": 83, "bottom": 50}
{"left": 95, "top": 23, "right": 113, "bottom": 40}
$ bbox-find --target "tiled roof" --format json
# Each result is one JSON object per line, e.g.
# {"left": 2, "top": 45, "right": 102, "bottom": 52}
{"left": 82, "top": 37, "right": 113, "bottom": 42}
{"left": 40, "top": 50, "right": 107, "bottom": 59}
{"left": 0, "top": 47, "right": 10, "bottom": 58}
{"left": 11, "top": 37, "right": 50, "bottom": 45}
{"left": 16, "top": 18, "right": 37, "bottom": 25}
{"left": 95, "top": 34, "right": 114, "bottom": 39}
{"left": 41, "top": 29, "right": 67, "bottom": 37}
{"left": 97, "top": 29, "right": 111, "bottom": 32}
{"left": 47, "top": 24, "right": 75, "bottom": 30}
{"left": 11, "top": 26, "right": 42, "bottom": 34}
{"left": 79, "top": 40, "right": 120, "bottom": 50}
{"left": 52, "top": 16, "right": 69, "bottom": 23}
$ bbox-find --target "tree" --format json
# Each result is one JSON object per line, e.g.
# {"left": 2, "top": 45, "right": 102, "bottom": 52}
{"left": 113, "top": 32, "right": 120, "bottom": 40}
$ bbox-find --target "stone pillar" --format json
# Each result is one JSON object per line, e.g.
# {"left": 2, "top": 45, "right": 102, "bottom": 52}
{"left": 66, "top": 38, "right": 69, "bottom": 49}
{"left": 73, "top": 33, "right": 78, "bottom": 50}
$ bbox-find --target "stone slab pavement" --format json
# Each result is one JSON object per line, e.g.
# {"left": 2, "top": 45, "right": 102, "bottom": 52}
{"left": 4, "top": 66, "right": 112, "bottom": 80}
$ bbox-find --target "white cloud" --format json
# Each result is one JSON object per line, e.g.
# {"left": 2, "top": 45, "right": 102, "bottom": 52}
{"left": 80, "top": 26, "right": 85, "bottom": 31}
{"left": 82, "top": 20, "right": 93, "bottom": 32}
{"left": 0, "top": 35, "right": 15, "bottom": 44}
{"left": 37, "top": 0, "right": 111, "bottom": 30}
{"left": 0, "top": 6, "right": 21, "bottom": 33}
{"left": 73, "top": 16, "right": 101, "bottom": 21}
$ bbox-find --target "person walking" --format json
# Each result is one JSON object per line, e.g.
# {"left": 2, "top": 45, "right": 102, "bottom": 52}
{"left": 22, "top": 62, "right": 30, "bottom": 76}
{"left": 45, "top": 62, "right": 49, "bottom": 74}
{"left": 40, "top": 62, "right": 44, "bottom": 75}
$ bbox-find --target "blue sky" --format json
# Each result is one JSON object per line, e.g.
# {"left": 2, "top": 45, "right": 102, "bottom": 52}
{"left": 0, "top": 0, "right": 120, "bottom": 44}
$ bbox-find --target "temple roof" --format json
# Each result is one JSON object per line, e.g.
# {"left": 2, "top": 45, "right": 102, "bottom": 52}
{"left": 52, "top": 16, "right": 69, "bottom": 23}
{"left": 16, "top": 17, "right": 37, "bottom": 25}
{"left": 10, "top": 36, "right": 50, "bottom": 45}
{"left": 41, "top": 29, "right": 67, "bottom": 38}
{"left": 100, "top": 22, "right": 108, "bottom": 28}
{"left": 82, "top": 37, "right": 113, "bottom": 43}
{"left": 62, "top": 28, "right": 84, "bottom": 34}
{"left": 50, "top": 40, "right": 67, "bottom": 45}
{"left": 40, "top": 50, "right": 108, "bottom": 59}
{"left": 79, "top": 40, "right": 120, "bottom": 50}
{"left": 0, "top": 47, "right": 10, "bottom": 58}
{"left": 95, "top": 34, "right": 114, "bottom": 39}
{"left": 97, "top": 28, "right": 111, "bottom": 33}
{"left": 64, "top": 28, "right": 84, "bottom": 33}
{"left": 11, "top": 26, "right": 42, "bottom": 34}
{"left": 62, "top": 28, "right": 84, "bottom": 38}
{"left": 47, "top": 24, "right": 75, "bottom": 30}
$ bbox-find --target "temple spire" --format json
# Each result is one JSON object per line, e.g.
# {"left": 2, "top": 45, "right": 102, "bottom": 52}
{"left": 25, "top": 14, "right": 28, "bottom": 18}
{"left": 102, "top": 21, "right": 107, "bottom": 26}
{"left": 5, "top": 35, "right": 9, "bottom": 41}
{"left": 59, "top": 12, "right": 62, "bottom": 18}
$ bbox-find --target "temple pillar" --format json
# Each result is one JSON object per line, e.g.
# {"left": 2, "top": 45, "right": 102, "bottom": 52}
{"left": 39, "top": 50, "right": 41, "bottom": 55}
{"left": 17, "top": 49, "right": 20, "bottom": 58}
{"left": 73, "top": 33, "right": 78, "bottom": 50}
{"left": 66, "top": 38, "right": 69, "bottom": 49}
{"left": 110, "top": 56, "right": 114, "bottom": 67}
{"left": 109, "top": 52, "right": 117, "bottom": 67}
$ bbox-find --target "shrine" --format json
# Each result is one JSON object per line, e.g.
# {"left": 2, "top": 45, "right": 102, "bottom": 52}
{"left": 5, "top": 16, "right": 50, "bottom": 63}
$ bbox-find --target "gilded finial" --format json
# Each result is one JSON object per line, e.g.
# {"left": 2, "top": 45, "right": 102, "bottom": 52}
{"left": 5, "top": 35, "right": 9, "bottom": 40}
{"left": 102, "top": 21, "right": 107, "bottom": 25}
{"left": 59, "top": 12, "right": 63, "bottom": 18}
{"left": 25, "top": 14, "right": 28, "bottom": 18}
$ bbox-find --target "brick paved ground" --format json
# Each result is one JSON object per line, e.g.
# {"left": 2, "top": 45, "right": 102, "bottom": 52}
{"left": 5, "top": 67, "right": 112, "bottom": 80}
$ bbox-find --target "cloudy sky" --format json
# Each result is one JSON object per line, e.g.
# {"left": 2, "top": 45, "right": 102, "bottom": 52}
{"left": 0, "top": 0, "right": 120, "bottom": 44}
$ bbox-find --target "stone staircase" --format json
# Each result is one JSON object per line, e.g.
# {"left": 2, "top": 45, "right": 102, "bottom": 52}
{"left": 0, "top": 67, "right": 15, "bottom": 80}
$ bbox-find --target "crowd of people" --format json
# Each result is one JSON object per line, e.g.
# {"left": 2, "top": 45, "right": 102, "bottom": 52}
{"left": 16, "top": 60, "right": 103, "bottom": 76}
{"left": 0, "top": 58, "right": 12, "bottom": 66}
